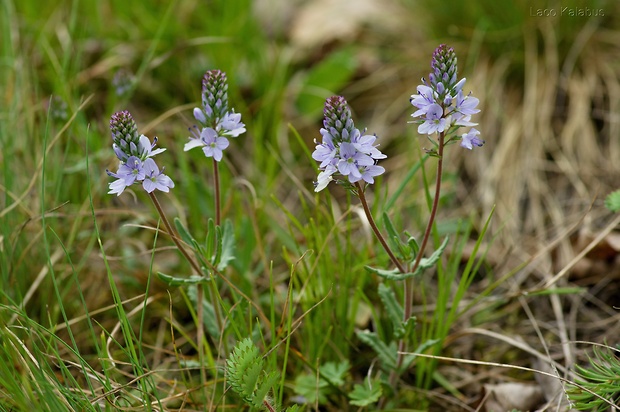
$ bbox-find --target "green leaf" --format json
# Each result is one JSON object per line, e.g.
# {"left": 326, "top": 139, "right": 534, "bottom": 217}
{"left": 321, "top": 361, "right": 350, "bottom": 387}
{"left": 383, "top": 212, "right": 409, "bottom": 259}
{"left": 355, "top": 330, "right": 397, "bottom": 371}
{"left": 253, "top": 371, "right": 280, "bottom": 408}
{"left": 377, "top": 283, "right": 405, "bottom": 338}
{"left": 157, "top": 272, "right": 209, "bottom": 287}
{"left": 242, "top": 362, "right": 264, "bottom": 404}
{"left": 217, "top": 219, "right": 235, "bottom": 271}
{"left": 348, "top": 379, "right": 382, "bottom": 407}
{"left": 406, "top": 233, "right": 419, "bottom": 256}
{"left": 225, "top": 338, "right": 281, "bottom": 410}
{"left": 366, "top": 238, "right": 448, "bottom": 281}
{"left": 226, "top": 338, "right": 260, "bottom": 395}
{"left": 365, "top": 266, "right": 418, "bottom": 281}
{"left": 205, "top": 219, "right": 216, "bottom": 262}
{"left": 605, "top": 189, "right": 620, "bottom": 212}
{"left": 173, "top": 217, "right": 194, "bottom": 245}
{"left": 413, "top": 237, "right": 449, "bottom": 274}
{"left": 294, "top": 373, "right": 329, "bottom": 404}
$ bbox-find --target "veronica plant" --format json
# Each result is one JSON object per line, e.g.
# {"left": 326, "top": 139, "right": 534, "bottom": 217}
{"left": 184, "top": 70, "right": 246, "bottom": 225}
{"left": 404, "top": 44, "right": 482, "bottom": 323}
{"left": 105, "top": 111, "right": 204, "bottom": 275}
{"left": 312, "top": 45, "right": 483, "bottom": 394}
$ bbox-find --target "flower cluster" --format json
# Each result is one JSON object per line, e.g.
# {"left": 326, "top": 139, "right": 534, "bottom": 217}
{"left": 184, "top": 70, "right": 246, "bottom": 161}
{"left": 312, "top": 96, "right": 386, "bottom": 192}
{"left": 106, "top": 111, "right": 174, "bottom": 196}
{"left": 410, "top": 44, "right": 483, "bottom": 150}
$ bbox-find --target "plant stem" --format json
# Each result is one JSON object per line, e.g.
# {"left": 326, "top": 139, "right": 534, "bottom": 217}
{"left": 356, "top": 182, "right": 407, "bottom": 274}
{"left": 394, "top": 131, "right": 446, "bottom": 375}
{"left": 148, "top": 192, "right": 209, "bottom": 389}
{"left": 148, "top": 192, "right": 203, "bottom": 276}
{"left": 210, "top": 156, "right": 225, "bottom": 345}
{"left": 405, "top": 131, "right": 445, "bottom": 319}
{"left": 213, "top": 158, "right": 221, "bottom": 227}
{"left": 263, "top": 400, "right": 276, "bottom": 412}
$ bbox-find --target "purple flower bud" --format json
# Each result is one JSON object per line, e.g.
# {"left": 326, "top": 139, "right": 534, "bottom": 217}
{"left": 201, "top": 70, "right": 229, "bottom": 124}
{"left": 430, "top": 44, "right": 458, "bottom": 99}
{"left": 110, "top": 110, "right": 139, "bottom": 148}
{"left": 194, "top": 107, "right": 207, "bottom": 125}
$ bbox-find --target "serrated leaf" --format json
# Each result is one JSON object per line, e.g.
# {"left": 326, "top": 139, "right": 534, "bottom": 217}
{"left": 355, "top": 330, "right": 397, "bottom": 371}
{"left": 605, "top": 189, "right": 620, "bottom": 212}
{"left": 365, "top": 266, "right": 417, "bottom": 281}
{"left": 321, "top": 361, "right": 349, "bottom": 387}
{"left": 173, "top": 217, "right": 194, "bottom": 245}
{"left": 157, "top": 272, "right": 209, "bottom": 287}
{"left": 294, "top": 373, "right": 329, "bottom": 404}
{"left": 414, "top": 237, "right": 449, "bottom": 273}
{"left": 244, "top": 363, "right": 267, "bottom": 407}
{"left": 349, "top": 380, "right": 382, "bottom": 407}
{"left": 253, "top": 371, "right": 280, "bottom": 408}
{"left": 377, "top": 283, "right": 405, "bottom": 338}
{"left": 402, "top": 316, "right": 416, "bottom": 337}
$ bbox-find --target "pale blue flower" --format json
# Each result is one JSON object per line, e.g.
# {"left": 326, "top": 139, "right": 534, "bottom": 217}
{"left": 454, "top": 90, "right": 480, "bottom": 116}
{"left": 349, "top": 165, "right": 385, "bottom": 184}
{"left": 410, "top": 85, "right": 437, "bottom": 117}
{"left": 142, "top": 158, "right": 175, "bottom": 193}
{"left": 313, "top": 96, "right": 386, "bottom": 191}
{"left": 107, "top": 156, "right": 144, "bottom": 196}
{"left": 312, "top": 134, "right": 337, "bottom": 168}
{"left": 460, "top": 128, "right": 484, "bottom": 150}
{"left": 184, "top": 126, "right": 230, "bottom": 162}
{"left": 314, "top": 164, "right": 337, "bottom": 192}
{"left": 351, "top": 129, "right": 386, "bottom": 160}
{"left": 220, "top": 111, "right": 246, "bottom": 137}
{"left": 337, "top": 142, "right": 373, "bottom": 179}
{"left": 418, "top": 103, "right": 447, "bottom": 135}
{"left": 107, "top": 111, "right": 174, "bottom": 196}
